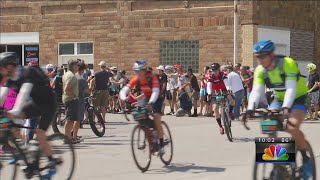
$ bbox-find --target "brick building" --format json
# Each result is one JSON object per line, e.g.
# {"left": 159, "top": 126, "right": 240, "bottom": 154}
{"left": 0, "top": 0, "right": 319, "bottom": 75}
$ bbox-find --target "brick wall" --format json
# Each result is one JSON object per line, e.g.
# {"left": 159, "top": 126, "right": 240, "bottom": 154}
{"left": 241, "top": 24, "right": 257, "bottom": 67}
{"left": 290, "top": 30, "right": 314, "bottom": 62}
{"left": 0, "top": 0, "right": 253, "bottom": 73}
{"left": 252, "top": 0, "right": 320, "bottom": 65}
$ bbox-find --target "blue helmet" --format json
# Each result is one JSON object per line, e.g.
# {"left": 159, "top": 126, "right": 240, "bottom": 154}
{"left": 253, "top": 40, "right": 275, "bottom": 55}
{"left": 133, "top": 59, "right": 148, "bottom": 71}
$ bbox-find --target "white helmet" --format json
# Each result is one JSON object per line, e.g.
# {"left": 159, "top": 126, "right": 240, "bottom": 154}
{"left": 110, "top": 66, "right": 117, "bottom": 71}
{"left": 165, "top": 65, "right": 173, "bottom": 70}
{"left": 132, "top": 60, "right": 147, "bottom": 71}
{"left": 46, "top": 64, "right": 54, "bottom": 69}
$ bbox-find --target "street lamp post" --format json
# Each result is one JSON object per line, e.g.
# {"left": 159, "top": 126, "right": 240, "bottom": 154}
{"left": 234, "top": 0, "right": 238, "bottom": 65}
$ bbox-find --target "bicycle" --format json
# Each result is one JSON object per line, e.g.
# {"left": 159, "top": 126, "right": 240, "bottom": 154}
{"left": 125, "top": 106, "right": 173, "bottom": 172}
{"left": 52, "top": 95, "right": 105, "bottom": 137}
{"left": 0, "top": 113, "right": 76, "bottom": 180}
{"left": 212, "top": 91, "right": 233, "bottom": 142}
{"left": 242, "top": 109, "right": 316, "bottom": 180}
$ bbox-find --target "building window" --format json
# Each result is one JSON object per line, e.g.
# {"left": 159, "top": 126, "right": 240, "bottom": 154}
{"left": 160, "top": 40, "right": 199, "bottom": 73}
{"left": 59, "top": 43, "right": 74, "bottom": 55}
{"left": 59, "top": 42, "right": 93, "bottom": 55}
{"left": 77, "top": 43, "right": 93, "bottom": 54}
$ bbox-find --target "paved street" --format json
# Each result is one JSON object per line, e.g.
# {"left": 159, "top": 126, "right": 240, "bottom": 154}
{"left": 63, "top": 111, "right": 320, "bottom": 180}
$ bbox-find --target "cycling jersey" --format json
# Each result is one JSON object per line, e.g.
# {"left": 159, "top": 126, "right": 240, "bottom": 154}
{"left": 128, "top": 74, "right": 159, "bottom": 98}
{"left": 248, "top": 57, "right": 308, "bottom": 110}
{"left": 206, "top": 72, "right": 228, "bottom": 94}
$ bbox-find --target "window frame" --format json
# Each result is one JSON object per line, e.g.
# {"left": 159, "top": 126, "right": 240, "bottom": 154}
{"left": 58, "top": 42, "right": 94, "bottom": 56}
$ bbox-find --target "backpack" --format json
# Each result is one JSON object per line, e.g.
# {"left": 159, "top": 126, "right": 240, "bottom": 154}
{"left": 136, "top": 75, "right": 155, "bottom": 96}
{"left": 263, "top": 55, "right": 306, "bottom": 90}
{"left": 54, "top": 76, "right": 63, "bottom": 95}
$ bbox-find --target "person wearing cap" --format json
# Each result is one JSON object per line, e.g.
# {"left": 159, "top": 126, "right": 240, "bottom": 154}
{"left": 89, "top": 61, "right": 113, "bottom": 122}
{"left": 45, "top": 64, "right": 56, "bottom": 81}
{"left": 185, "top": 68, "right": 200, "bottom": 117}
{"left": 156, "top": 65, "right": 168, "bottom": 115}
{"left": 164, "top": 65, "right": 177, "bottom": 115}
{"left": 109, "top": 66, "right": 121, "bottom": 113}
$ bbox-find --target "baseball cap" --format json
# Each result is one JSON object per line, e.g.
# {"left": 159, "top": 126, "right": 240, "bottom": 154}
{"left": 98, "top": 61, "right": 107, "bottom": 66}
{"left": 156, "top": 65, "right": 165, "bottom": 71}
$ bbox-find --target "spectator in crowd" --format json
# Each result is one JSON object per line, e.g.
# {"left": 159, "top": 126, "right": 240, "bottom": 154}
{"left": 186, "top": 68, "right": 200, "bottom": 117}
{"left": 156, "top": 65, "right": 168, "bottom": 115}
{"left": 109, "top": 66, "right": 121, "bottom": 113}
{"left": 89, "top": 61, "right": 113, "bottom": 122}
{"left": 45, "top": 64, "right": 56, "bottom": 81}
{"left": 63, "top": 59, "right": 80, "bottom": 143}
{"left": 307, "top": 63, "right": 320, "bottom": 120}
{"left": 175, "top": 87, "right": 192, "bottom": 117}
{"left": 199, "top": 66, "right": 210, "bottom": 116}
{"left": 51, "top": 68, "right": 64, "bottom": 103}
{"left": 234, "top": 63, "right": 241, "bottom": 74}
{"left": 225, "top": 65, "right": 244, "bottom": 121}
{"left": 204, "top": 68, "right": 214, "bottom": 117}
{"left": 76, "top": 62, "right": 89, "bottom": 129}
{"left": 241, "top": 66, "right": 254, "bottom": 102}
{"left": 165, "top": 65, "right": 177, "bottom": 115}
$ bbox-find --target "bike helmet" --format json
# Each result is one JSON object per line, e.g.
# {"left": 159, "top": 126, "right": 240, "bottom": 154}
{"left": 133, "top": 60, "right": 147, "bottom": 71}
{"left": 253, "top": 40, "right": 275, "bottom": 55}
{"left": 173, "top": 64, "right": 181, "bottom": 69}
{"left": 211, "top": 63, "right": 220, "bottom": 71}
{"left": 165, "top": 65, "right": 173, "bottom": 70}
{"left": 307, "top": 63, "right": 317, "bottom": 72}
{"left": 46, "top": 64, "right": 54, "bottom": 69}
{"left": 110, "top": 66, "right": 118, "bottom": 71}
{"left": 0, "top": 52, "right": 19, "bottom": 67}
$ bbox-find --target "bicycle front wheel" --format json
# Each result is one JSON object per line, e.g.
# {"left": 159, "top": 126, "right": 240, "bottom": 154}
{"left": 294, "top": 140, "right": 316, "bottom": 180}
{"left": 38, "top": 134, "right": 76, "bottom": 180}
{"left": 131, "top": 125, "right": 152, "bottom": 172}
{"left": 222, "top": 109, "right": 233, "bottom": 142}
{"left": 88, "top": 108, "right": 106, "bottom": 137}
{"left": 159, "top": 121, "right": 173, "bottom": 166}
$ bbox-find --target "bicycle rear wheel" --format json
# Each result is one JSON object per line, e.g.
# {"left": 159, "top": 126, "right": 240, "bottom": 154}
{"left": 37, "top": 134, "right": 76, "bottom": 180}
{"left": 52, "top": 111, "right": 65, "bottom": 134}
{"left": 0, "top": 142, "right": 17, "bottom": 180}
{"left": 88, "top": 108, "right": 105, "bottom": 137}
{"left": 131, "top": 125, "right": 151, "bottom": 172}
{"left": 159, "top": 121, "right": 173, "bottom": 166}
{"left": 222, "top": 110, "right": 233, "bottom": 142}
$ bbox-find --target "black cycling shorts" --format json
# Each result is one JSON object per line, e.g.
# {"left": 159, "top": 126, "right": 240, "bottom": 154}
{"left": 23, "top": 102, "right": 56, "bottom": 131}
{"left": 152, "top": 98, "right": 164, "bottom": 114}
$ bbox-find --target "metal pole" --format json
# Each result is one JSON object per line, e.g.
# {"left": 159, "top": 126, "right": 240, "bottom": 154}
{"left": 234, "top": 0, "right": 238, "bottom": 65}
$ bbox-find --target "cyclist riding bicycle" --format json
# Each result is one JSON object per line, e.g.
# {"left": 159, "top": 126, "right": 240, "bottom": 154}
{"left": 247, "top": 40, "right": 313, "bottom": 179}
{"left": 206, "top": 63, "right": 234, "bottom": 135}
{"left": 0, "top": 52, "right": 59, "bottom": 174}
{"left": 119, "top": 60, "right": 165, "bottom": 153}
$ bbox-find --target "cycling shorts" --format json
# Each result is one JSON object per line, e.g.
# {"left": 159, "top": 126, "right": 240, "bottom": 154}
{"left": 269, "top": 95, "right": 308, "bottom": 114}
{"left": 22, "top": 101, "right": 57, "bottom": 131}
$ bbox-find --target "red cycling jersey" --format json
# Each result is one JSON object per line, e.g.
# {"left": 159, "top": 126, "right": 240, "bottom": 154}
{"left": 210, "top": 72, "right": 227, "bottom": 93}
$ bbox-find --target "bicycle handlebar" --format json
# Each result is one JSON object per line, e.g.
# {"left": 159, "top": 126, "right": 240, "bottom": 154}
{"left": 241, "top": 109, "right": 282, "bottom": 131}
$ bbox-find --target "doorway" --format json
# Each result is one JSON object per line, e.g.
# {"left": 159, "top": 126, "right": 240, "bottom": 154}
{"left": 7, "top": 45, "right": 22, "bottom": 65}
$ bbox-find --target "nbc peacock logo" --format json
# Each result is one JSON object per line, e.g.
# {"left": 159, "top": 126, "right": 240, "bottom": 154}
{"left": 262, "top": 144, "right": 289, "bottom": 161}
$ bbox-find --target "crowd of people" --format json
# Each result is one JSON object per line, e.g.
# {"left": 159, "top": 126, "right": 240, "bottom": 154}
{"left": 0, "top": 39, "right": 316, "bottom": 178}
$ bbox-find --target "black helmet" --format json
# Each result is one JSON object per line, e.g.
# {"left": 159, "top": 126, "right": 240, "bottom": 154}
{"left": 0, "top": 52, "right": 18, "bottom": 67}
{"left": 211, "top": 63, "right": 220, "bottom": 71}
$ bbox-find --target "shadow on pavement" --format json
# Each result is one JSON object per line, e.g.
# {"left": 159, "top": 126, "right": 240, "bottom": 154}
{"left": 303, "top": 121, "right": 320, "bottom": 123}
{"left": 80, "top": 142, "right": 128, "bottom": 146}
{"left": 106, "top": 122, "right": 135, "bottom": 126}
{"left": 149, "top": 163, "right": 225, "bottom": 174}
{"left": 232, "top": 137, "right": 255, "bottom": 143}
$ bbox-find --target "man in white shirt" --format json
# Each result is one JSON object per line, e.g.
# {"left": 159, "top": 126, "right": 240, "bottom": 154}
{"left": 225, "top": 65, "right": 244, "bottom": 120}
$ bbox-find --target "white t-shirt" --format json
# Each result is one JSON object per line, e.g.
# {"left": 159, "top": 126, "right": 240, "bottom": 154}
{"left": 176, "top": 74, "right": 188, "bottom": 88}
{"left": 225, "top": 71, "right": 244, "bottom": 93}
{"left": 166, "top": 73, "right": 176, "bottom": 90}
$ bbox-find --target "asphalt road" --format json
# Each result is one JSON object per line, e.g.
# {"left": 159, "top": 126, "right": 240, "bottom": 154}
{"left": 4, "top": 111, "right": 320, "bottom": 180}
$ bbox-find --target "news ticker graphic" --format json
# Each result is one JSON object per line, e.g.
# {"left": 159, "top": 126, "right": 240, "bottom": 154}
{"left": 255, "top": 137, "right": 295, "bottom": 164}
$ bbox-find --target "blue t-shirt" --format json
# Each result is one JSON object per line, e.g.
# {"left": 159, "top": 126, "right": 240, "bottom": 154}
{"left": 179, "top": 92, "right": 192, "bottom": 111}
